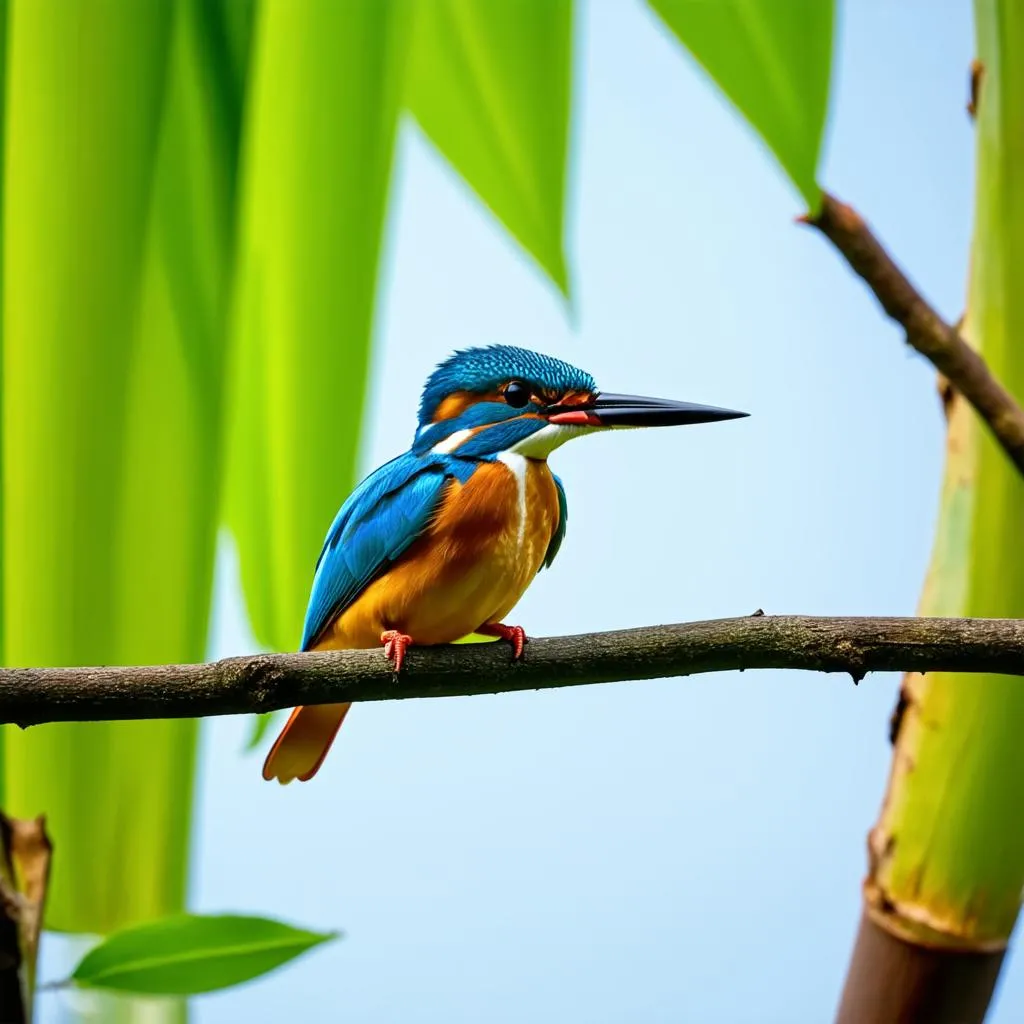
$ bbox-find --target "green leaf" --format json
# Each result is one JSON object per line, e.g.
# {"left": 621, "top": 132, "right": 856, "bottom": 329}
{"left": 72, "top": 914, "right": 337, "bottom": 996}
{"left": 225, "top": 1, "right": 410, "bottom": 652}
{"left": 407, "top": 0, "right": 573, "bottom": 295}
{"left": 649, "top": 0, "right": 833, "bottom": 208}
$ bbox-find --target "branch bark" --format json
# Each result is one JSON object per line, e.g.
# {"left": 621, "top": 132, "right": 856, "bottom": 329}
{"left": 803, "top": 193, "right": 1024, "bottom": 478}
{"left": 1, "top": 615, "right": 1023, "bottom": 727}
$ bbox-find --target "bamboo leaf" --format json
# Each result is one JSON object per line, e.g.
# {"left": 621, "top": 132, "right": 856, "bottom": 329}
{"left": 648, "top": 0, "right": 833, "bottom": 208}
{"left": 71, "top": 914, "right": 337, "bottom": 996}
{"left": 406, "top": 0, "right": 573, "bottom": 295}
{"left": 225, "top": 0, "right": 410, "bottom": 652}
{"left": 867, "top": 0, "right": 1024, "bottom": 947}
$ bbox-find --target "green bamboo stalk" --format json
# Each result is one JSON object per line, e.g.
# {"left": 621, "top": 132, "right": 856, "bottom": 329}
{"left": 837, "top": 2, "right": 1024, "bottom": 1018}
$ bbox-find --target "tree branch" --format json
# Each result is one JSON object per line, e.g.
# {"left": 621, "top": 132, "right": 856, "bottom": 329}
{"left": 802, "top": 192, "right": 1024, "bottom": 479}
{"left": 1, "top": 615, "right": 1023, "bottom": 727}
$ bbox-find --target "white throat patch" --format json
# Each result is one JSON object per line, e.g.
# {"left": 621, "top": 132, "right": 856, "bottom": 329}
{"left": 507, "top": 422, "right": 596, "bottom": 459}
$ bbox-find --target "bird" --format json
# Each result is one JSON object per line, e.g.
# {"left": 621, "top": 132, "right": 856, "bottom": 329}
{"left": 263, "top": 345, "right": 746, "bottom": 783}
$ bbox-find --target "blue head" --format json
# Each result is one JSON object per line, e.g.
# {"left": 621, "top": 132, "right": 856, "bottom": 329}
{"left": 412, "top": 344, "right": 746, "bottom": 461}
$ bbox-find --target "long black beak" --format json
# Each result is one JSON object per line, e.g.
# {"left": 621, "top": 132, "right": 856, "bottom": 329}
{"left": 548, "top": 393, "right": 748, "bottom": 428}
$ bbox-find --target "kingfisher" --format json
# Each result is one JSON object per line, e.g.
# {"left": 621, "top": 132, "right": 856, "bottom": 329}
{"left": 263, "top": 345, "right": 746, "bottom": 783}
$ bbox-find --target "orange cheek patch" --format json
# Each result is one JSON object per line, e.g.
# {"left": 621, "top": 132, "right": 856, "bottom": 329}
{"left": 557, "top": 389, "right": 596, "bottom": 407}
{"left": 433, "top": 389, "right": 508, "bottom": 423}
{"left": 432, "top": 392, "right": 478, "bottom": 422}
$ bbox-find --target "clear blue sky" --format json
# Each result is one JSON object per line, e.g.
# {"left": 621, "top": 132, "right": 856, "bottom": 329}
{"left": 46, "top": 2, "right": 1015, "bottom": 1021}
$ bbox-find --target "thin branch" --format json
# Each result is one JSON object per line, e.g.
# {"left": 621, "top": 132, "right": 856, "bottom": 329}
{"left": 802, "top": 192, "right": 1024, "bottom": 479}
{"left": 1, "top": 616, "right": 1023, "bottom": 728}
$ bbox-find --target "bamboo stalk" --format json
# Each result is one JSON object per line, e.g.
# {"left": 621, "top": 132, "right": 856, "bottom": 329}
{"left": 835, "top": 3, "right": 1024, "bottom": 1019}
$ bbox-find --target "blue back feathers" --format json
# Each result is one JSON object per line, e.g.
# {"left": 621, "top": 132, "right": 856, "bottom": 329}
{"left": 418, "top": 344, "right": 596, "bottom": 426}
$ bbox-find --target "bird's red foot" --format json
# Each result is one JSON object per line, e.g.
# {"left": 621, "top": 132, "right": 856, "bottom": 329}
{"left": 479, "top": 622, "right": 527, "bottom": 660}
{"left": 380, "top": 630, "right": 413, "bottom": 672}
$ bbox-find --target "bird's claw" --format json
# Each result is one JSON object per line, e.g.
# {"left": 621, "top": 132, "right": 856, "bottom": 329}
{"left": 380, "top": 630, "right": 413, "bottom": 673}
{"left": 480, "top": 622, "right": 527, "bottom": 660}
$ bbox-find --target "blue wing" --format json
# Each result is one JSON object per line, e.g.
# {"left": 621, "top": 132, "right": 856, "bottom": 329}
{"left": 543, "top": 473, "right": 568, "bottom": 569}
{"left": 301, "top": 452, "right": 456, "bottom": 650}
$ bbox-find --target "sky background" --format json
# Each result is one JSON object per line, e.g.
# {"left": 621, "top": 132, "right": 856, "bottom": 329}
{"left": 43, "top": 2, "right": 1009, "bottom": 1021}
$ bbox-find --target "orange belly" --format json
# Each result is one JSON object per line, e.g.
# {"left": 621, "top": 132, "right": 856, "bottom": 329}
{"left": 312, "top": 456, "right": 560, "bottom": 651}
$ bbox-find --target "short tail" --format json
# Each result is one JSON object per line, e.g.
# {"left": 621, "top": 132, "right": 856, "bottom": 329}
{"left": 262, "top": 703, "right": 352, "bottom": 783}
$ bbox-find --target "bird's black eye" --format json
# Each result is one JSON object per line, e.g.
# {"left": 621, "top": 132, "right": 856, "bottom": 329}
{"left": 504, "top": 381, "right": 531, "bottom": 408}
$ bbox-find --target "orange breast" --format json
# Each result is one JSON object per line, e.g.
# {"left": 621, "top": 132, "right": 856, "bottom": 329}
{"left": 312, "top": 456, "right": 561, "bottom": 651}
